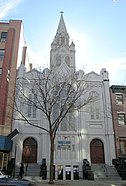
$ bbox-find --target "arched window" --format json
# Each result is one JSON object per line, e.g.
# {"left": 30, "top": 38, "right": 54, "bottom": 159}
{"left": 27, "top": 93, "right": 37, "bottom": 118}
{"left": 60, "top": 105, "right": 67, "bottom": 131}
{"left": 61, "top": 37, "right": 65, "bottom": 45}
{"left": 60, "top": 108, "right": 75, "bottom": 131}
{"left": 56, "top": 55, "right": 61, "bottom": 66}
{"left": 52, "top": 86, "right": 75, "bottom": 132}
{"left": 89, "top": 91, "right": 100, "bottom": 120}
{"left": 65, "top": 56, "right": 70, "bottom": 67}
{"left": 69, "top": 109, "right": 75, "bottom": 131}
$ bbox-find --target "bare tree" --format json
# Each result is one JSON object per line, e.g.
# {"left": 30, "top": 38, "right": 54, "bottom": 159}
{"left": 13, "top": 66, "right": 94, "bottom": 184}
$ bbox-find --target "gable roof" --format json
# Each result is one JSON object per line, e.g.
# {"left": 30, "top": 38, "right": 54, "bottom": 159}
{"left": 85, "top": 71, "right": 101, "bottom": 81}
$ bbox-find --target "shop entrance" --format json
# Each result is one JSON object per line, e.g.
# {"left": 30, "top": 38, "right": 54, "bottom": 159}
{"left": 0, "top": 152, "right": 9, "bottom": 170}
{"left": 65, "top": 165, "right": 71, "bottom": 180}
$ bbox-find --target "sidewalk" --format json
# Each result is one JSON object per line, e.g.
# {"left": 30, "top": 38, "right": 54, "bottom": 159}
{"left": 24, "top": 176, "right": 126, "bottom": 186}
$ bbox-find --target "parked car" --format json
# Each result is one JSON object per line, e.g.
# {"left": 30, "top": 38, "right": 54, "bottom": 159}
{"left": 0, "top": 170, "right": 9, "bottom": 179}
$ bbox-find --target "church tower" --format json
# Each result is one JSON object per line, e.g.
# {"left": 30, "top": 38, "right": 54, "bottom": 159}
{"left": 50, "top": 12, "right": 76, "bottom": 74}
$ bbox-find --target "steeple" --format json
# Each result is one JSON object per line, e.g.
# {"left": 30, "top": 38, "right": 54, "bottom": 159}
{"left": 50, "top": 13, "right": 76, "bottom": 73}
{"left": 56, "top": 11, "right": 68, "bottom": 36}
{"left": 51, "top": 12, "right": 69, "bottom": 47}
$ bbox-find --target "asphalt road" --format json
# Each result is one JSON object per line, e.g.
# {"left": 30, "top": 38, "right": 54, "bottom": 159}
{"left": 29, "top": 179, "right": 126, "bottom": 186}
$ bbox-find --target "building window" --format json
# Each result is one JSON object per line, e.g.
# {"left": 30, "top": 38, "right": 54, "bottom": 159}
{"left": 27, "top": 94, "right": 37, "bottom": 118}
{"left": 60, "top": 111, "right": 75, "bottom": 131}
{"left": 61, "top": 37, "right": 65, "bottom": 45}
{"left": 56, "top": 55, "right": 61, "bottom": 66}
{"left": 65, "top": 56, "right": 70, "bottom": 67}
{"left": 119, "top": 139, "right": 126, "bottom": 155}
{"left": 89, "top": 91, "right": 100, "bottom": 120}
{"left": 0, "top": 32, "right": 7, "bottom": 42}
{"left": 116, "top": 94, "right": 123, "bottom": 105}
{"left": 118, "top": 113, "right": 125, "bottom": 125}
{"left": 69, "top": 109, "right": 75, "bottom": 131}
{"left": 60, "top": 106, "right": 67, "bottom": 131}
{"left": 0, "top": 49, "right": 4, "bottom": 60}
{"left": 0, "top": 68, "right": 2, "bottom": 75}
{"left": 90, "top": 101, "right": 100, "bottom": 120}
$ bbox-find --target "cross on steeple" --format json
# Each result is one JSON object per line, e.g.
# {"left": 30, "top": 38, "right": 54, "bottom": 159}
{"left": 60, "top": 11, "right": 64, "bottom": 15}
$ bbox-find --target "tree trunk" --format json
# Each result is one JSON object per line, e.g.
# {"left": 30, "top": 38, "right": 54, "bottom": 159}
{"left": 49, "top": 135, "right": 54, "bottom": 184}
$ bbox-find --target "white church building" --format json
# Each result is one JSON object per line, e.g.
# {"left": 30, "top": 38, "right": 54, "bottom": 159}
{"left": 12, "top": 13, "right": 116, "bottom": 180}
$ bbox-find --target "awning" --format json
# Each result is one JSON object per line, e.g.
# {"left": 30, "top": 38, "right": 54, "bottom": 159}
{"left": 7, "top": 129, "right": 19, "bottom": 139}
{"left": 0, "top": 136, "right": 12, "bottom": 151}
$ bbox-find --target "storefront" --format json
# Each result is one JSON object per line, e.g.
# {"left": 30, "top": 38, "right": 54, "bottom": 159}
{"left": 0, "top": 136, "right": 12, "bottom": 170}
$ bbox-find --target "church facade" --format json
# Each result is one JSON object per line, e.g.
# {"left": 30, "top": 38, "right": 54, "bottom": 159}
{"left": 12, "top": 14, "right": 115, "bottom": 180}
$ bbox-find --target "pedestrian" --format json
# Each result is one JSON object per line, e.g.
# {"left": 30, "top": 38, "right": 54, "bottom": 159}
{"left": 19, "top": 163, "right": 24, "bottom": 179}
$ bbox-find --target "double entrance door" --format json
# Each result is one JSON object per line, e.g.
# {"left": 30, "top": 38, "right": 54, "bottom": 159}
{"left": 22, "top": 138, "right": 37, "bottom": 163}
{"left": 90, "top": 139, "right": 105, "bottom": 164}
{"left": 58, "top": 165, "right": 79, "bottom": 180}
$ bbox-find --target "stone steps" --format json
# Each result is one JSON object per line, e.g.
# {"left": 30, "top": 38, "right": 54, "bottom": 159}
{"left": 25, "top": 163, "right": 40, "bottom": 176}
{"left": 15, "top": 163, "right": 40, "bottom": 177}
{"left": 91, "top": 164, "right": 121, "bottom": 180}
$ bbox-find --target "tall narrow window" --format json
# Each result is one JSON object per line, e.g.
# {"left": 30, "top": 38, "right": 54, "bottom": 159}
{"left": 61, "top": 115, "right": 67, "bottom": 131}
{"left": 0, "top": 49, "right": 4, "bottom": 60}
{"left": 53, "top": 87, "right": 76, "bottom": 131}
{"left": 0, "top": 68, "right": 2, "bottom": 75}
{"left": 0, "top": 32, "right": 7, "bottom": 42}
{"left": 69, "top": 109, "right": 75, "bottom": 131}
{"left": 33, "top": 94, "right": 37, "bottom": 118}
{"left": 116, "top": 94, "right": 123, "bottom": 105}
{"left": 89, "top": 91, "right": 100, "bottom": 120}
{"left": 27, "top": 94, "right": 37, "bottom": 118}
{"left": 28, "top": 94, "right": 32, "bottom": 117}
{"left": 52, "top": 103, "right": 59, "bottom": 121}
{"left": 61, "top": 37, "right": 65, "bottom": 45}
{"left": 119, "top": 139, "right": 126, "bottom": 155}
{"left": 56, "top": 55, "right": 61, "bottom": 66}
{"left": 65, "top": 56, "right": 70, "bottom": 67}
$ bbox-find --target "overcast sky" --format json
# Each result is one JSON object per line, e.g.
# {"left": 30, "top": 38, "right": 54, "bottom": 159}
{"left": 0, "top": 0, "right": 126, "bottom": 85}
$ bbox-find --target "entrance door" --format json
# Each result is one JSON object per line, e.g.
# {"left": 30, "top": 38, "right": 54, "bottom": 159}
{"left": 90, "top": 139, "right": 105, "bottom": 164}
{"left": 73, "top": 165, "right": 79, "bottom": 180}
{"left": 22, "top": 137, "right": 37, "bottom": 163}
{"left": 65, "top": 165, "right": 71, "bottom": 180}
{"left": 58, "top": 165, "right": 63, "bottom": 180}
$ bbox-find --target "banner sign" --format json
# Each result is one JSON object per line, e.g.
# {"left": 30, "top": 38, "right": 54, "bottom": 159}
{"left": 57, "top": 140, "right": 71, "bottom": 150}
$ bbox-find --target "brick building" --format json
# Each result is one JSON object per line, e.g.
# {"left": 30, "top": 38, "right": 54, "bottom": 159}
{"left": 0, "top": 20, "right": 29, "bottom": 170}
{"left": 0, "top": 20, "right": 28, "bottom": 135}
{"left": 110, "top": 85, "right": 126, "bottom": 157}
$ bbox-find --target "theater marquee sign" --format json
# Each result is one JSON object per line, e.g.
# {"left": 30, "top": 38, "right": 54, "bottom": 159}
{"left": 57, "top": 140, "right": 71, "bottom": 150}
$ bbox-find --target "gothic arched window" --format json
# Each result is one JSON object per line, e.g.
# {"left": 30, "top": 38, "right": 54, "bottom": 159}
{"left": 65, "top": 56, "right": 70, "bottom": 67}
{"left": 27, "top": 93, "right": 37, "bottom": 118}
{"left": 56, "top": 55, "right": 61, "bottom": 66}
{"left": 61, "top": 37, "right": 65, "bottom": 45}
{"left": 89, "top": 91, "right": 100, "bottom": 120}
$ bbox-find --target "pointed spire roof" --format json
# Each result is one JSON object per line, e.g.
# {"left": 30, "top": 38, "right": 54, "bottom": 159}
{"left": 56, "top": 12, "right": 68, "bottom": 35}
